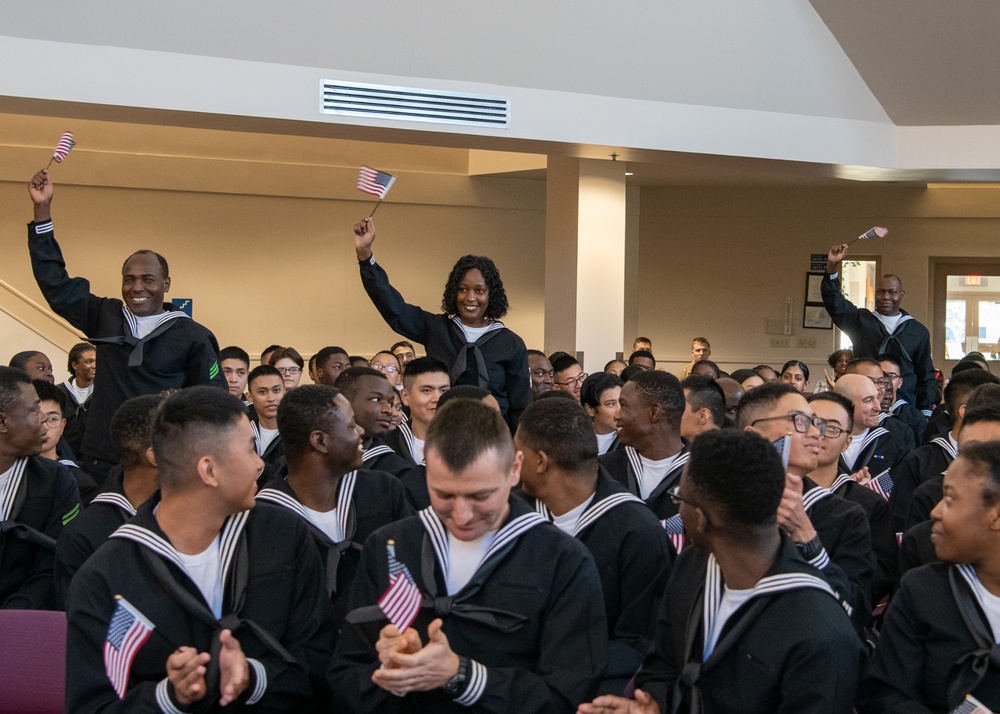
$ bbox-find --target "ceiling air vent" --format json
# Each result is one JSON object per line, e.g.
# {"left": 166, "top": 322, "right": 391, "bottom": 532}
{"left": 321, "top": 80, "right": 509, "bottom": 129}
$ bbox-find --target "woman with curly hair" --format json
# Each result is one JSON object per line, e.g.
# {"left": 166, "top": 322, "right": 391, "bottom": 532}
{"left": 352, "top": 217, "right": 531, "bottom": 428}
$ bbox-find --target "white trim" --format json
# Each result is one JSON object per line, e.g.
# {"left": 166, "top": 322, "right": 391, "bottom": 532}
{"left": 91, "top": 492, "right": 138, "bottom": 518}
{"left": 0, "top": 458, "right": 28, "bottom": 521}
{"left": 454, "top": 659, "right": 487, "bottom": 706}
{"left": 246, "top": 658, "right": 267, "bottom": 704}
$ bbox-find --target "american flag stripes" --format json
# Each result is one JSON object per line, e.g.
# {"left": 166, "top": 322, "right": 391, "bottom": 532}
{"left": 662, "top": 514, "right": 685, "bottom": 554}
{"left": 104, "top": 596, "right": 154, "bottom": 699}
{"left": 52, "top": 132, "right": 75, "bottom": 163}
{"left": 865, "top": 469, "right": 894, "bottom": 500}
{"left": 357, "top": 166, "right": 396, "bottom": 199}
{"left": 378, "top": 540, "right": 422, "bottom": 633}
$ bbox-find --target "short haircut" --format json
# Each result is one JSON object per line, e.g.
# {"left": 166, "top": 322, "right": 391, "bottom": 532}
{"left": 268, "top": 346, "right": 304, "bottom": 369}
{"left": 151, "top": 387, "right": 246, "bottom": 490}
{"left": 111, "top": 394, "right": 165, "bottom": 470}
{"left": 881, "top": 273, "right": 903, "bottom": 290}
{"left": 633, "top": 336, "right": 652, "bottom": 346}
{"left": 391, "top": 341, "right": 416, "bottom": 353}
{"left": 753, "top": 365, "right": 776, "bottom": 378}
{"left": 681, "top": 376, "right": 725, "bottom": 428}
{"left": 692, "top": 337, "right": 711, "bottom": 347}
{"left": 628, "top": 349, "right": 656, "bottom": 367}
{"left": 33, "top": 379, "right": 65, "bottom": 413}
{"left": 780, "top": 359, "right": 810, "bottom": 383}
{"left": 219, "top": 346, "right": 250, "bottom": 367}
{"left": 335, "top": 366, "right": 388, "bottom": 399}
{"left": 308, "top": 354, "right": 317, "bottom": 371}
{"left": 425, "top": 398, "right": 514, "bottom": 472}
{"left": 691, "top": 360, "right": 721, "bottom": 379}
{"left": 874, "top": 353, "right": 900, "bottom": 372}
{"left": 371, "top": 350, "right": 400, "bottom": 365}
{"left": 349, "top": 356, "right": 369, "bottom": 367}
{"left": 261, "top": 344, "right": 284, "bottom": 358}
{"left": 315, "top": 346, "right": 350, "bottom": 369}
{"left": 551, "top": 354, "right": 581, "bottom": 375}
{"left": 729, "top": 369, "right": 758, "bottom": 385}
{"left": 580, "top": 372, "right": 623, "bottom": 409}
{"left": 846, "top": 357, "right": 882, "bottom": 372}
{"left": 620, "top": 364, "right": 650, "bottom": 383}
{"left": 548, "top": 351, "right": 571, "bottom": 363}
{"left": 277, "top": 385, "right": 345, "bottom": 459}
{"left": 958, "top": 441, "right": 1000, "bottom": 506}
{"left": 402, "top": 357, "right": 451, "bottom": 387}
{"left": 67, "top": 342, "right": 95, "bottom": 374}
{"left": 247, "top": 364, "right": 282, "bottom": 387}
{"left": 953, "top": 361, "right": 986, "bottom": 377}
{"left": 964, "top": 384, "right": 1000, "bottom": 427}
{"left": 687, "top": 429, "right": 784, "bottom": 530}
{"left": 736, "top": 382, "right": 799, "bottom": 429}
{"left": 0, "top": 366, "right": 32, "bottom": 413}
{"left": 516, "top": 398, "right": 597, "bottom": 470}
{"left": 808, "top": 392, "right": 855, "bottom": 432}
{"left": 526, "top": 349, "right": 546, "bottom": 359}
{"left": 604, "top": 359, "right": 626, "bottom": 371}
{"left": 946, "top": 368, "right": 1000, "bottom": 416}
{"left": 629, "top": 370, "right": 685, "bottom": 431}
{"left": 8, "top": 351, "right": 41, "bottom": 371}
{"left": 437, "top": 385, "right": 490, "bottom": 410}
{"left": 441, "top": 255, "right": 509, "bottom": 320}
{"left": 123, "top": 250, "right": 169, "bottom": 278}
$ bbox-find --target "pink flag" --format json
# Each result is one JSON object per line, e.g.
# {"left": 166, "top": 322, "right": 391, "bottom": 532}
{"left": 52, "top": 132, "right": 75, "bottom": 163}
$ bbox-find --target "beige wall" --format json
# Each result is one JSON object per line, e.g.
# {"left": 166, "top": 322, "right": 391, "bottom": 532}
{"left": 0, "top": 178, "right": 547, "bottom": 364}
{"left": 637, "top": 184, "right": 1000, "bottom": 379}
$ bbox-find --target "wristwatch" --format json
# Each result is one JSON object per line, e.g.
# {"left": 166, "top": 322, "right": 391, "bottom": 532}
{"left": 442, "top": 656, "right": 470, "bottom": 697}
{"left": 795, "top": 534, "right": 824, "bottom": 562}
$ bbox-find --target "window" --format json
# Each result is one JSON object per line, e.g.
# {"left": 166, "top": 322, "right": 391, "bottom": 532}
{"left": 837, "top": 258, "right": 879, "bottom": 351}
{"left": 932, "top": 260, "right": 1000, "bottom": 367}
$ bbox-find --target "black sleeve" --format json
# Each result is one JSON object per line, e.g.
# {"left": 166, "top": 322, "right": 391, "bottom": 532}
{"left": 182, "top": 328, "right": 227, "bottom": 390}
{"left": 814, "top": 506, "right": 875, "bottom": 632}
{"left": 859, "top": 575, "right": 935, "bottom": 714}
{"left": 912, "top": 327, "right": 937, "bottom": 414}
{"left": 887, "top": 451, "right": 923, "bottom": 533}
{"left": 359, "top": 257, "right": 437, "bottom": 345}
{"left": 54, "top": 514, "right": 99, "bottom": 610}
{"left": 776, "top": 629, "right": 864, "bottom": 714}
{"left": 821, "top": 272, "right": 863, "bottom": 335}
{"left": 502, "top": 338, "right": 532, "bottom": 432}
{"left": 869, "top": 497, "right": 901, "bottom": 604}
{"left": 606, "top": 520, "right": 672, "bottom": 680}
{"left": 27, "top": 221, "right": 106, "bottom": 335}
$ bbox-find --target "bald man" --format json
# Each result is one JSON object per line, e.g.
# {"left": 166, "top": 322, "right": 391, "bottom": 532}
{"left": 823, "top": 244, "right": 935, "bottom": 416}
{"left": 844, "top": 359, "right": 916, "bottom": 451}
{"left": 833, "top": 375, "right": 910, "bottom": 485}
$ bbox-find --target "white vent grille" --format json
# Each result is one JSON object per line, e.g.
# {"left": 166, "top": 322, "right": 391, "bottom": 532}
{"left": 321, "top": 80, "right": 509, "bottom": 128}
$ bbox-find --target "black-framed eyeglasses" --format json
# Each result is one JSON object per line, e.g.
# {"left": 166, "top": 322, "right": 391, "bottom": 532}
{"left": 370, "top": 364, "right": 399, "bottom": 374}
{"left": 555, "top": 373, "right": 588, "bottom": 387}
{"left": 819, "top": 423, "right": 846, "bottom": 438}
{"left": 276, "top": 366, "right": 302, "bottom": 376}
{"left": 751, "top": 412, "right": 829, "bottom": 435}
{"left": 668, "top": 486, "right": 712, "bottom": 529}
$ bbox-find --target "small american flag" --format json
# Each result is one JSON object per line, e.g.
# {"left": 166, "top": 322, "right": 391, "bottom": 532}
{"left": 357, "top": 166, "right": 396, "bottom": 199}
{"left": 950, "top": 694, "right": 994, "bottom": 713}
{"left": 378, "top": 540, "right": 422, "bottom": 633}
{"left": 865, "top": 469, "right": 894, "bottom": 500}
{"left": 662, "top": 514, "right": 685, "bottom": 554}
{"left": 104, "top": 596, "right": 154, "bottom": 699}
{"left": 52, "top": 132, "right": 75, "bottom": 163}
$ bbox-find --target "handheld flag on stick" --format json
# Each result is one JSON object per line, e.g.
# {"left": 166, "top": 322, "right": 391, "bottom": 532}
{"left": 662, "top": 514, "right": 686, "bottom": 554}
{"left": 378, "top": 540, "right": 422, "bottom": 633}
{"left": 104, "top": 595, "right": 155, "bottom": 699}
{"left": 864, "top": 469, "right": 894, "bottom": 500}
{"left": 846, "top": 226, "right": 888, "bottom": 248}
{"left": 46, "top": 132, "right": 75, "bottom": 170}
{"left": 357, "top": 166, "right": 397, "bottom": 218}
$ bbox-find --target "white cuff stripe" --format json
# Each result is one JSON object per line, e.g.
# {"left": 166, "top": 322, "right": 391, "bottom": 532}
{"left": 247, "top": 658, "right": 267, "bottom": 704}
{"left": 155, "top": 678, "right": 186, "bottom": 714}
{"left": 808, "top": 548, "right": 831, "bottom": 570}
{"left": 922, "top": 410, "right": 933, "bottom": 417}
{"left": 34, "top": 221, "right": 53, "bottom": 235}
{"left": 368, "top": 255, "right": 376, "bottom": 265}
{"left": 454, "top": 660, "right": 487, "bottom": 706}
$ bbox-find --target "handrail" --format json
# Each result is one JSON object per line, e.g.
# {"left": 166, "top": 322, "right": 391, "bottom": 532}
{"left": 0, "top": 277, "right": 85, "bottom": 344}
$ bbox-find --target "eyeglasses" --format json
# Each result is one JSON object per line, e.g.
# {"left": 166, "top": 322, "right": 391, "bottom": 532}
{"left": 751, "top": 412, "right": 830, "bottom": 435}
{"left": 276, "top": 367, "right": 302, "bottom": 376}
{"left": 668, "top": 486, "right": 713, "bottom": 529}
{"left": 819, "top": 423, "right": 846, "bottom": 438}
{"left": 868, "top": 377, "right": 892, "bottom": 392}
{"left": 43, "top": 414, "right": 63, "bottom": 426}
{"left": 882, "top": 372, "right": 900, "bottom": 381}
{"left": 370, "top": 364, "right": 399, "bottom": 374}
{"left": 555, "top": 373, "right": 588, "bottom": 387}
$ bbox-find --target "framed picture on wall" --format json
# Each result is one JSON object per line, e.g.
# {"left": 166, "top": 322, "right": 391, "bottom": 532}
{"left": 803, "top": 305, "right": 833, "bottom": 330}
{"left": 805, "top": 272, "right": 825, "bottom": 304}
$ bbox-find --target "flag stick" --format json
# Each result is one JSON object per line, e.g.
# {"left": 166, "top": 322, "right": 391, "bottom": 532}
{"left": 44, "top": 157, "right": 55, "bottom": 171}
{"left": 368, "top": 200, "right": 383, "bottom": 219}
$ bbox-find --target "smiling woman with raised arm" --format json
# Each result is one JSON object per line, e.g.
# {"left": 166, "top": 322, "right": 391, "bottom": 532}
{"left": 352, "top": 217, "right": 531, "bottom": 430}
